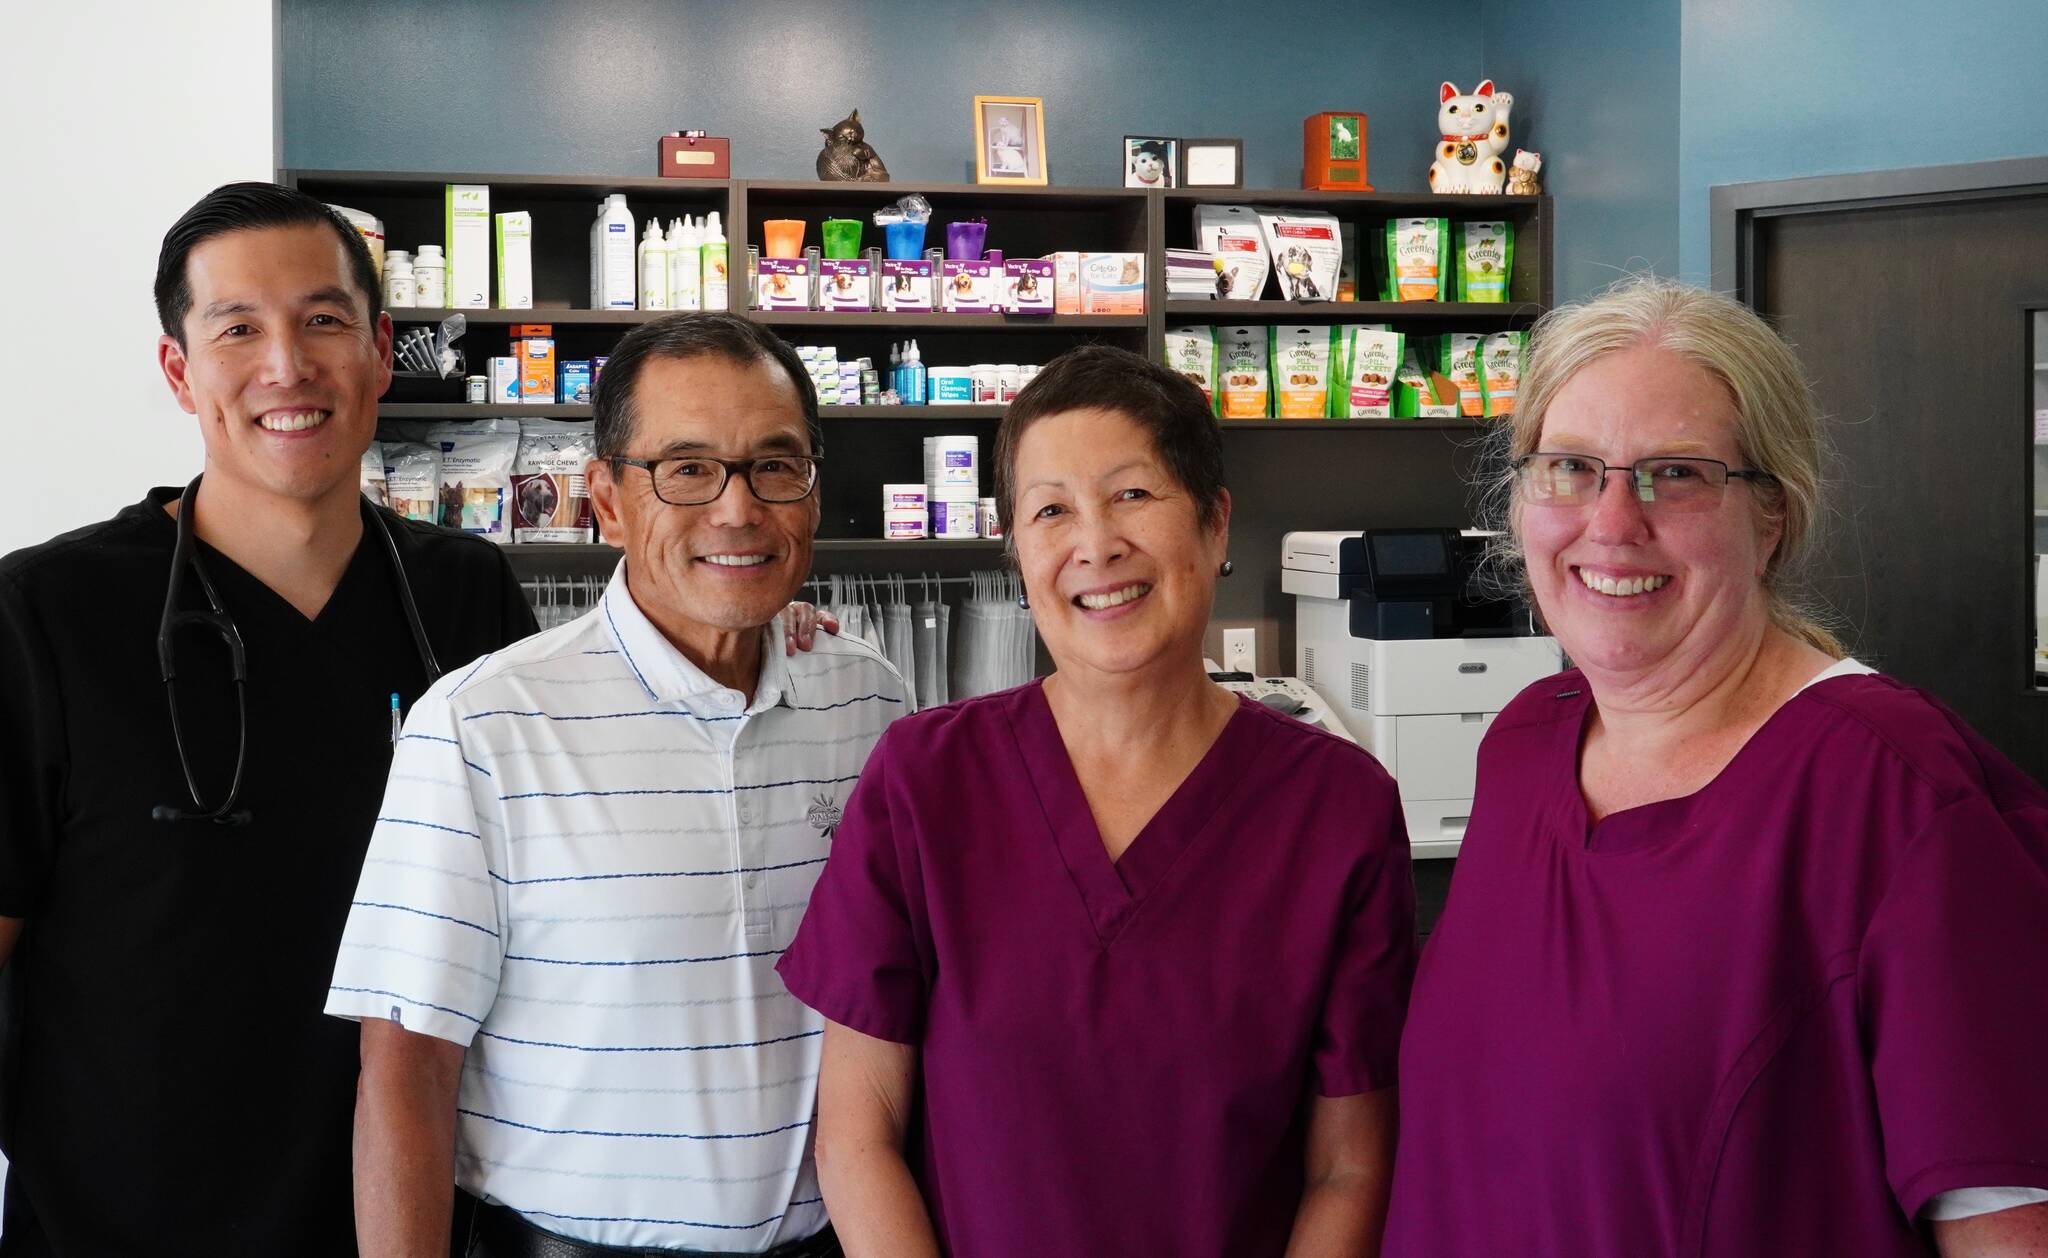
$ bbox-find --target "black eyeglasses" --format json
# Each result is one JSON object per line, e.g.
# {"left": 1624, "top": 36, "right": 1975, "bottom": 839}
{"left": 1513, "top": 453, "right": 1776, "bottom": 514}
{"left": 612, "top": 454, "right": 823, "bottom": 506}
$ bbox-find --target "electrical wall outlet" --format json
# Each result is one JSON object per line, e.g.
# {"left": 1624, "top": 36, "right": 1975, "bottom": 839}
{"left": 1223, "top": 627, "right": 1256, "bottom": 674}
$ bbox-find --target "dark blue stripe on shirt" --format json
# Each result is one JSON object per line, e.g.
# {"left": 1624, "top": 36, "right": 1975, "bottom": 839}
{"left": 477, "top": 1027, "right": 822, "bottom": 1054}
{"left": 458, "top": 1108, "right": 808, "bottom": 1141}
{"left": 485, "top": 857, "right": 825, "bottom": 887}
{"left": 377, "top": 815, "right": 482, "bottom": 840}
{"left": 501, "top": 946, "right": 784, "bottom": 967}
{"left": 498, "top": 775, "right": 858, "bottom": 802}
{"left": 507, "top": 1197, "right": 822, "bottom": 1231}
{"left": 350, "top": 900, "right": 500, "bottom": 938}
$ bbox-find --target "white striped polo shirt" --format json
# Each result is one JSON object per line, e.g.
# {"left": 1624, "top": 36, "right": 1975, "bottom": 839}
{"left": 325, "top": 562, "right": 907, "bottom": 1250}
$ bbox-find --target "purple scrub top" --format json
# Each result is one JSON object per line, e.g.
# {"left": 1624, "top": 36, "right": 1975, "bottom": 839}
{"left": 779, "top": 680, "right": 1415, "bottom": 1258}
{"left": 1385, "top": 670, "right": 2048, "bottom": 1258}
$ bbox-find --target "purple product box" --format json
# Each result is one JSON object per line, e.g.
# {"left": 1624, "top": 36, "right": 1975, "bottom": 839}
{"left": 883, "top": 259, "right": 935, "bottom": 312}
{"left": 941, "top": 260, "right": 995, "bottom": 313}
{"left": 1004, "top": 259, "right": 1056, "bottom": 314}
{"left": 818, "top": 259, "right": 874, "bottom": 311}
{"left": 756, "top": 257, "right": 812, "bottom": 309}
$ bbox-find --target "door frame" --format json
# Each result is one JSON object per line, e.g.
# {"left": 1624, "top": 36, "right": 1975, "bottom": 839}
{"left": 1712, "top": 156, "right": 2048, "bottom": 704}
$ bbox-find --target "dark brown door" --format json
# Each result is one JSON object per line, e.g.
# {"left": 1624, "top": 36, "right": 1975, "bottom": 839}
{"left": 1734, "top": 184, "right": 2048, "bottom": 772}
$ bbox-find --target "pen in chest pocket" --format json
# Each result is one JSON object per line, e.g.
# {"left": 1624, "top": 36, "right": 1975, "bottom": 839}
{"left": 389, "top": 692, "right": 401, "bottom": 743}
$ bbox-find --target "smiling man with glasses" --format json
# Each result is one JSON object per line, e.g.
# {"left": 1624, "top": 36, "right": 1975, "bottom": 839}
{"left": 328, "top": 312, "right": 906, "bottom": 1257}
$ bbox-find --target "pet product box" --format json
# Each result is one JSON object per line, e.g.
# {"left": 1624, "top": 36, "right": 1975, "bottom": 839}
{"left": 755, "top": 258, "right": 812, "bottom": 310}
{"left": 511, "top": 325, "right": 555, "bottom": 403}
{"left": 941, "top": 261, "right": 995, "bottom": 313}
{"left": 444, "top": 184, "right": 491, "bottom": 308}
{"left": 1004, "top": 259, "right": 1055, "bottom": 314}
{"left": 557, "top": 360, "right": 593, "bottom": 405}
{"left": 882, "top": 259, "right": 934, "bottom": 312}
{"left": 1079, "top": 252, "right": 1146, "bottom": 315}
{"left": 818, "top": 259, "right": 874, "bottom": 311}
{"left": 1048, "top": 252, "right": 1083, "bottom": 314}
{"left": 494, "top": 211, "right": 533, "bottom": 309}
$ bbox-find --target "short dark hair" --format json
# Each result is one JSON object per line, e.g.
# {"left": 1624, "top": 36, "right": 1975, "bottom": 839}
{"left": 996, "top": 344, "right": 1226, "bottom": 536}
{"left": 155, "top": 181, "right": 382, "bottom": 347}
{"left": 592, "top": 312, "right": 821, "bottom": 459}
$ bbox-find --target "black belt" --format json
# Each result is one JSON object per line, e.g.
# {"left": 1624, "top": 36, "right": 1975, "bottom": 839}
{"left": 468, "top": 1197, "right": 841, "bottom": 1258}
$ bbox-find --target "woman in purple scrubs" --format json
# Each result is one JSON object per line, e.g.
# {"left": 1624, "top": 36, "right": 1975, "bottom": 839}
{"left": 778, "top": 346, "right": 1415, "bottom": 1257}
{"left": 1385, "top": 277, "right": 2048, "bottom": 1258}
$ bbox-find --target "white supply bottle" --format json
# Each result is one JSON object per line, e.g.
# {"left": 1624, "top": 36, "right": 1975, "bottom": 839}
{"left": 383, "top": 254, "right": 417, "bottom": 308}
{"left": 413, "top": 244, "right": 446, "bottom": 307}
{"left": 589, "top": 199, "right": 606, "bottom": 307}
{"left": 638, "top": 219, "right": 671, "bottom": 311}
{"left": 700, "top": 210, "right": 729, "bottom": 312}
{"left": 598, "top": 194, "right": 636, "bottom": 310}
{"left": 670, "top": 216, "right": 703, "bottom": 311}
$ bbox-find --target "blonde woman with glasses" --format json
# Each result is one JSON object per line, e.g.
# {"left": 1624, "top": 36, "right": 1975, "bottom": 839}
{"left": 1383, "top": 277, "right": 2048, "bottom": 1258}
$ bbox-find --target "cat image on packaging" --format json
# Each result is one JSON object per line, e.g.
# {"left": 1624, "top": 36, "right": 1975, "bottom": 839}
{"left": 1269, "top": 326, "right": 1336, "bottom": 418}
{"left": 1337, "top": 326, "right": 1403, "bottom": 419}
{"left": 1195, "top": 205, "right": 1271, "bottom": 301}
{"left": 1457, "top": 221, "right": 1514, "bottom": 302}
{"left": 1386, "top": 217, "right": 1449, "bottom": 302}
{"left": 1218, "top": 326, "right": 1270, "bottom": 419}
{"left": 1163, "top": 326, "right": 1220, "bottom": 415}
{"left": 1440, "top": 332, "right": 1486, "bottom": 417}
{"left": 1480, "top": 330, "right": 1526, "bottom": 416}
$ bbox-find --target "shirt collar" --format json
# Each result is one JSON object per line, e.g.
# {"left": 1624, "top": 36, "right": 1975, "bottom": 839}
{"left": 600, "top": 561, "right": 793, "bottom": 712}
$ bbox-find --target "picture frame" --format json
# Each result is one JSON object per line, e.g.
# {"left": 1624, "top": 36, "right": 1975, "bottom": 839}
{"left": 1181, "top": 137, "right": 1244, "bottom": 189}
{"left": 973, "top": 95, "right": 1048, "bottom": 186}
{"left": 1124, "top": 136, "right": 1178, "bottom": 190}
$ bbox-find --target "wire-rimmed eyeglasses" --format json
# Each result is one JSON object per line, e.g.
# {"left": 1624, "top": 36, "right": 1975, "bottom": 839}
{"left": 1513, "top": 453, "right": 1775, "bottom": 513}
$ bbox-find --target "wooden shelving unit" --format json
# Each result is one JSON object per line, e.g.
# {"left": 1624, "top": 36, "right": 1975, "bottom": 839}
{"left": 285, "top": 170, "right": 1550, "bottom": 641}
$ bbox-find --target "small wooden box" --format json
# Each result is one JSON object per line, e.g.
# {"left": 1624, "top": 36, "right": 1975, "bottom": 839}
{"left": 1303, "top": 113, "right": 1372, "bottom": 192}
{"left": 659, "top": 133, "right": 731, "bottom": 179}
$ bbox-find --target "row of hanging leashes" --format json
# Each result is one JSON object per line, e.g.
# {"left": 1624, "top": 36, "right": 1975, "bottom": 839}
{"left": 808, "top": 571, "right": 1036, "bottom": 711}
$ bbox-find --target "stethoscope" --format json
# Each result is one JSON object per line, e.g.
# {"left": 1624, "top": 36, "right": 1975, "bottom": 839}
{"left": 152, "top": 474, "right": 444, "bottom": 826}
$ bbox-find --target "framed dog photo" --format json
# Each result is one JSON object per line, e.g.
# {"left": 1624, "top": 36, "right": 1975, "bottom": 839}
{"left": 974, "top": 95, "right": 1048, "bottom": 185}
{"left": 1124, "top": 136, "right": 1177, "bottom": 189}
{"left": 1181, "top": 137, "right": 1244, "bottom": 189}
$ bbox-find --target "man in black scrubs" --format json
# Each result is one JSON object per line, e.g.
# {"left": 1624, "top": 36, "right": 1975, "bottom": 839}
{"left": 0, "top": 183, "right": 537, "bottom": 1253}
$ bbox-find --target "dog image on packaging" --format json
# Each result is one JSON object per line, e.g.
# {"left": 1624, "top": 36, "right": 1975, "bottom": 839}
{"left": 1163, "top": 326, "right": 1220, "bottom": 414}
{"left": 1218, "top": 326, "right": 1271, "bottom": 419}
{"left": 1258, "top": 211, "right": 1342, "bottom": 302}
{"left": 1386, "top": 217, "right": 1449, "bottom": 301}
{"left": 883, "top": 260, "right": 934, "bottom": 312}
{"left": 1194, "top": 205, "right": 1270, "bottom": 301}
{"left": 512, "top": 420, "right": 596, "bottom": 543}
{"left": 1337, "top": 325, "right": 1403, "bottom": 418}
{"left": 1268, "top": 326, "right": 1336, "bottom": 418}
{"left": 514, "top": 332, "right": 556, "bottom": 403}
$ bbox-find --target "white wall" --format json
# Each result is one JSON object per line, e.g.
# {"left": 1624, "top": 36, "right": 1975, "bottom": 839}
{"left": 0, "top": 0, "right": 276, "bottom": 1206}
{"left": 0, "top": 0, "right": 277, "bottom": 556}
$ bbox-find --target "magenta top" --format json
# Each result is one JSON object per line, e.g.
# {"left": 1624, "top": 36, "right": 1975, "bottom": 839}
{"left": 778, "top": 680, "right": 1415, "bottom": 1258}
{"left": 1385, "top": 670, "right": 2048, "bottom": 1258}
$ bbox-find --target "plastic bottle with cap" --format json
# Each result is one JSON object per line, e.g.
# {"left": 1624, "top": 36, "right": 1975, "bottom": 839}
{"left": 382, "top": 254, "right": 416, "bottom": 308}
{"left": 902, "top": 339, "right": 927, "bottom": 407}
{"left": 412, "top": 244, "right": 446, "bottom": 307}
{"left": 700, "top": 211, "right": 729, "bottom": 311}
{"left": 669, "top": 217, "right": 702, "bottom": 311}
{"left": 638, "top": 218, "right": 670, "bottom": 311}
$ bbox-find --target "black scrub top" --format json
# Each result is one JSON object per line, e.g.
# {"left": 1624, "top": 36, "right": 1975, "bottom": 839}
{"left": 0, "top": 487, "right": 537, "bottom": 1255}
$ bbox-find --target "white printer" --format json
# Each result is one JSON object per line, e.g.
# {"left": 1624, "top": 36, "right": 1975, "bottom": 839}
{"left": 1282, "top": 529, "right": 1562, "bottom": 859}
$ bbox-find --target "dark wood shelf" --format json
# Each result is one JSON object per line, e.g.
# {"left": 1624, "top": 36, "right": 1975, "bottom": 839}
{"left": 1164, "top": 188, "right": 1544, "bottom": 210}
{"left": 285, "top": 169, "right": 732, "bottom": 199}
{"left": 381, "top": 402, "right": 592, "bottom": 419}
{"left": 741, "top": 179, "right": 1147, "bottom": 211}
{"left": 1165, "top": 300, "right": 1541, "bottom": 322}
{"left": 391, "top": 306, "right": 685, "bottom": 327}
{"left": 822, "top": 405, "right": 1003, "bottom": 419}
{"left": 745, "top": 311, "right": 1145, "bottom": 330}
{"left": 816, "top": 538, "right": 1002, "bottom": 552}
{"left": 1219, "top": 417, "right": 1492, "bottom": 431}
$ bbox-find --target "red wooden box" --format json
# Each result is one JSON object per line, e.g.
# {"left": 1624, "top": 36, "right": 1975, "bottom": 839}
{"left": 1302, "top": 112, "right": 1372, "bottom": 192}
{"left": 659, "top": 132, "right": 731, "bottom": 179}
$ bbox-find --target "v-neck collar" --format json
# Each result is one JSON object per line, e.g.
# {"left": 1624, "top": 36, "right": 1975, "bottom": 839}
{"left": 1007, "top": 680, "right": 1273, "bottom": 942}
{"left": 145, "top": 486, "right": 381, "bottom": 631}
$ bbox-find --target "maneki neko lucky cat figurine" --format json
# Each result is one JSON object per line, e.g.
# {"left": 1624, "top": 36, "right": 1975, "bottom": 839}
{"left": 1428, "top": 80, "right": 1514, "bottom": 194}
